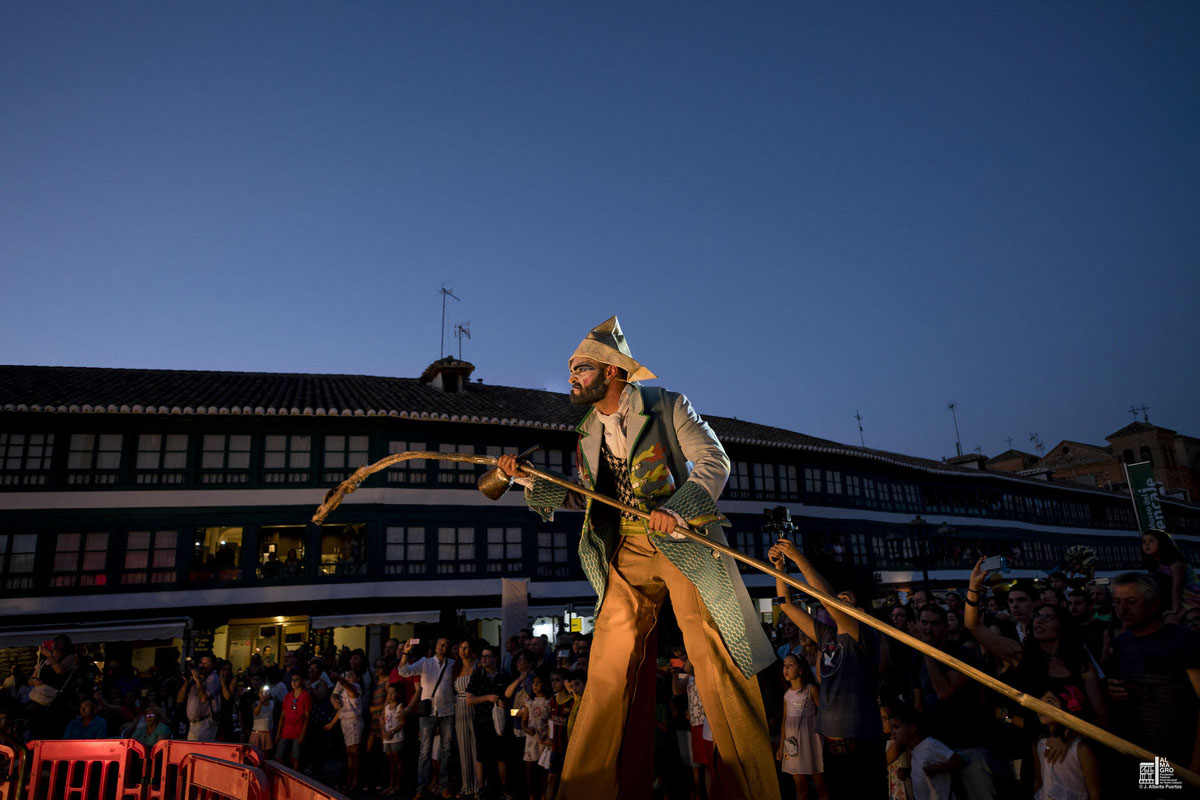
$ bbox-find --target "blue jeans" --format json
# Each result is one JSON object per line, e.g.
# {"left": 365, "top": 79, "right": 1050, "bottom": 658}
{"left": 419, "top": 714, "right": 455, "bottom": 791}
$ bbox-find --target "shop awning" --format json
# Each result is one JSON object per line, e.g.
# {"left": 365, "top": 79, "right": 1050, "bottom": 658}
{"left": 308, "top": 611, "right": 441, "bottom": 629}
{"left": 0, "top": 618, "right": 190, "bottom": 649}
{"left": 462, "top": 605, "right": 578, "bottom": 621}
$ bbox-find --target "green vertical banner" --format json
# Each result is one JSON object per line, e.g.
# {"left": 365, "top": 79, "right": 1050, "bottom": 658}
{"left": 1125, "top": 461, "right": 1166, "bottom": 533}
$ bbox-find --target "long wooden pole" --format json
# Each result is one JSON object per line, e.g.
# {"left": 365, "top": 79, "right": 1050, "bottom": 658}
{"left": 313, "top": 451, "right": 1200, "bottom": 788}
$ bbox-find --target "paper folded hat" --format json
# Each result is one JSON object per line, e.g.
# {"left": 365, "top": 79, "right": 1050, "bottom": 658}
{"left": 570, "top": 316, "right": 657, "bottom": 383}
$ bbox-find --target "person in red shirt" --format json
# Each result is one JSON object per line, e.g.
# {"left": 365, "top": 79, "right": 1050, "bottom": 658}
{"left": 275, "top": 673, "right": 311, "bottom": 769}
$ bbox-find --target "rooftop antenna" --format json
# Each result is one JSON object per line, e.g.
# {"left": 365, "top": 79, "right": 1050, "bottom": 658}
{"left": 854, "top": 410, "right": 865, "bottom": 447}
{"left": 1029, "top": 432, "right": 1045, "bottom": 458}
{"left": 438, "top": 282, "right": 461, "bottom": 358}
{"left": 1005, "top": 436, "right": 1014, "bottom": 449}
{"left": 1138, "top": 404, "right": 1151, "bottom": 424}
{"left": 453, "top": 321, "right": 471, "bottom": 360}
{"left": 948, "top": 402, "right": 963, "bottom": 457}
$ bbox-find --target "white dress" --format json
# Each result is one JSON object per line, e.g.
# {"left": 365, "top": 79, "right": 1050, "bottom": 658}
{"left": 781, "top": 687, "right": 822, "bottom": 775}
{"left": 524, "top": 696, "right": 549, "bottom": 762}
{"left": 1035, "top": 737, "right": 1089, "bottom": 800}
{"left": 339, "top": 681, "right": 364, "bottom": 747}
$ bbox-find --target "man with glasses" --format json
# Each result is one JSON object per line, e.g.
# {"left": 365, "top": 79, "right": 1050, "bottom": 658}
{"left": 468, "top": 646, "right": 513, "bottom": 798}
{"left": 398, "top": 637, "right": 457, "bottom": 799}
{"left": 176, "top": 653, "right": 222, "bottom": 742}
{"left": 497, "top": 316, "right": 777, "bottom": 800}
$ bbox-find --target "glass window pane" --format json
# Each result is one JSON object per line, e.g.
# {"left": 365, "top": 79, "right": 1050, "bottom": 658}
{"left": 291, "top": 452, "right": 310, "bottom": 468}
{"left": 54, "top": 553, "right": 76, "bottom": 571}
{"left": 438, "top": 544, "right": 455, "bottom": 560}
{"left": 460, "top": 543, "right": 474, "bottom": 560}
{"left": 166, "top": 435, "right": 187, "bottom": 451}
{"left": 157, "top": 530, "right": 177, "bottom": 548}
{"left": 264, "top": 452, "right": 285, "bottom": 468}
{"left": 265, "top": 435, "right": 285, "bottom": 451}
{"left": 125, "top": 550, "right": 149, "bottom": 570}
{"left": 59, "top": 533, "right": 81, "bottom": 552}
{"left": 201, "top": 452, "right": 224, "bottom": 469}
{"left": 163, "top": 451, "right": 187, "bottom": 469}
{"left": 82, "top": 552, "right": 106, "bottom": 571}
{"left": 227, "top": 452, "right": 250, "bottom": 469}
{"left": 152, "top": 549, "right": 175, "bottom": 568}
{"left": 127, "top": 531, "right": 150, "bottom": 550}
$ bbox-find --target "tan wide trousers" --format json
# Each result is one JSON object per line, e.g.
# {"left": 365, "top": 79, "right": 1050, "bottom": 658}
{"left": 560, "top": 525, "right": 780, "bottom": 800}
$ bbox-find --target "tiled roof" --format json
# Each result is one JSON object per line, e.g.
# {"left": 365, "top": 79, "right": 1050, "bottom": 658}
{"left": 986, "top": 449, "right": 1037, "bottom": 464}
{"left": 1107, "top": 421, "right": 1177, "bottom": 439}
{"left": 0, "top": 365, "right": 580, "bottom": 431}
{"left": 0, "top": 364, "right": 1177, "bottom": 502}
{"left": 944, "top": 453, "right": 988, "bottom": 465}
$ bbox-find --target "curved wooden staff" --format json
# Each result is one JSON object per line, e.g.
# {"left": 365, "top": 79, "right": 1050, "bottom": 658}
{"left": 313, "top": 451, "right": 1200, "bottom": 788}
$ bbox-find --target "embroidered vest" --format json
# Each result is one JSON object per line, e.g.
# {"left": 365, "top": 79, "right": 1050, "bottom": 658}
{"left": 599, "top": 438, "right": 640, "bottom": 521}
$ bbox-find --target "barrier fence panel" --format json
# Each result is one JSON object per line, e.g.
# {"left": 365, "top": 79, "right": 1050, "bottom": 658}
{"left": 146, "top": 743, "right": 262, "bottom": 800}
{"left": 26, "top": 740, "right": 145, "bottom": 800}
{"left": 262, "top": 762, "right": 348, "bottom": 800}
{"left": 0, "top": 744, "right": 26, "bottom": 800}
{"left": 177, "top": 757, "right": 267, "bottom": 800}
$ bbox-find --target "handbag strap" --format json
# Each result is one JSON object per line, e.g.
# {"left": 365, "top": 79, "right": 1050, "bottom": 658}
{"left": 428, "top": 659, "right": 449, "bottom": 711}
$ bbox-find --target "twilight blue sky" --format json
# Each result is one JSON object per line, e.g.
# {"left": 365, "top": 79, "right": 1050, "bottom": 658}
{"left": 2, "top": 3, "right": 1198, "bottom": 460}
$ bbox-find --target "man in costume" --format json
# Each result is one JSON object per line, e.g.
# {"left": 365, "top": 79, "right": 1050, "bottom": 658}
{"left": 497, "top": 316, "right": 779, "bottom": 800}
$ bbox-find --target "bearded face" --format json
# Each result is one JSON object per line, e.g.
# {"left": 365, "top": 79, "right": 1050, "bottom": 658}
{"left": 569, "top": 360, "right": 609, "bottom": 407}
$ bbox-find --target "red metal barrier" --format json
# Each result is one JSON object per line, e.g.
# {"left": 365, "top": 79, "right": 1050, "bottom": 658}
{"left": 146, "top": 742, "right": 262, "bottom": 800}
{"left": 26, "top": 739, "right": 146, "bottom": 800}
{"left": 0, "top": 744, "right": 25, "bottom": 800}
{"left": 177, "top": 756, "right": 268, "bottom": 800}
{"left": 261, "top": 762, "right": 347, "bottom": 800}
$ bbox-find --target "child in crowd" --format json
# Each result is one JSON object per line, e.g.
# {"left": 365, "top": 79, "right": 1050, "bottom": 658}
{"left": 777, "top": 654, "right": 827, "bottom": 800}
{"left": 566, "top": 671, "right": 586, "bottom": 738}
{"left": 522, "top": 674, "right": 551, "bottom": 800}
{"left": 1032, "top": 689, "right": 1100, "bottom": 800}
{"left": 889, "top": 706, "right": 962, "bottom": 800}
{"left": 250, "top": 683, "right": 274, "bottom": 752}
{"left": 542, "top": 669, "right": 574, "bottom": 800}
{"left": 882, "top": 703, "right": 912, "bottom": 800}
{"left": 325, "top": 669, "right": 364, "bottom": 791}
{"left": 382, "top": 684, "right": 406, "bottom": 795}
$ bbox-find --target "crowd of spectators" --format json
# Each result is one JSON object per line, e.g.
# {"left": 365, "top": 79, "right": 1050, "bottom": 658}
{"left": 766, "top": 529, "right": 1200, "bottom": 800}
{"left": 3, "top": 530, "right": 1200, "bottom": 800}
